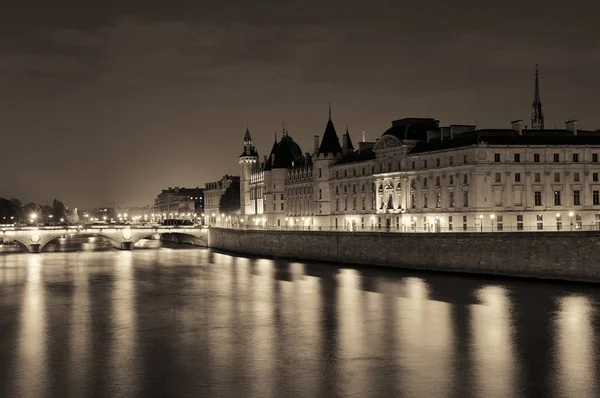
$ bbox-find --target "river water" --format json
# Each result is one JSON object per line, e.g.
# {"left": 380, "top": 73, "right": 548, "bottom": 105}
{"left": 0, "top": 237, "right": 599, "bottom": 397}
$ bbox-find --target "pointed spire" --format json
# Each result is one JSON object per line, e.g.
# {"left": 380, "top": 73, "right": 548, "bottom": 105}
{"left": 328, "top": 95, "right": 332, "bottom": 121}
{"left": 240, "top": 127, "right": 258, "bottom": 158}
{"left": 531, "top": 64, "right": 544, "bottom": 130}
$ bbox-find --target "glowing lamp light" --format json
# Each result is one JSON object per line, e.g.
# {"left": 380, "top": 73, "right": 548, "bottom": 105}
{"left": 568, "top": 211, "right": 574, "bottom": 217}
{"left": 490, "top": 214, "right": 495, "bottom": 220}
{"left": 556, "top": 213, "right": 561, "bottom": 218}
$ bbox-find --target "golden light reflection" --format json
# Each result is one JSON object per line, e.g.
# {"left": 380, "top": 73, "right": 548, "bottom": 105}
{"left": 111, "top": 252, "right": 138, "bottom": 396}
{"left": 69, "top": 261, "right": 90, "bottom": 397}
{"left": 471, "top": 285, "right": 517, "bottom": 397}
{"left": 246, "top": 259, "right": 275, "bottom": 397}
{"left": 555, "top": 295, "right": 598, "bottom": 397}
{"left": 16, "top": 254, "right": 48, "bottom": 397}
{"left": 396, "top": 278, "right": 454, "bottom": 397}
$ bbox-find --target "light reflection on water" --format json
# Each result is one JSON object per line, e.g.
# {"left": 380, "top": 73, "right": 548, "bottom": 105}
{"left": 0, "top": 240, "right": 599, "bottom": 397}
{"left": 554, "top": 295, "right": 598, "bottom": 398}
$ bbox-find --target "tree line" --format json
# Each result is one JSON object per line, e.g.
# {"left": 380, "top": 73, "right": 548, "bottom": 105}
{"left": 0, "top": 198, "right": 78, "bottom": 225}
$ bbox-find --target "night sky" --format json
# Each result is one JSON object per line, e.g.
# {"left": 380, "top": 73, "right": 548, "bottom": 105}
{"left": 1, "top": 1, "right": 599, "bottom": 208}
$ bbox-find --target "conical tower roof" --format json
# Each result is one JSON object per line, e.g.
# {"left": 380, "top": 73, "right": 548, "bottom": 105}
{"left": 318, "top": 107, "right": 342, "bottom": 155}
{"left": 343, "top": 126, "right": 355, "bottom": 151}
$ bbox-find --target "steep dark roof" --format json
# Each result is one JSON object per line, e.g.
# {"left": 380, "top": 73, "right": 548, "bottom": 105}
{"left": 264, "top": 138, "right": 280, "bottom": 171}
{"left": 334, "top": 148, "right": 376, "bottom": 165}
{"left": 264, "top": 134, "right": 305, "bottom": 169}
{"left": 319, "top": 118, "right": 342, "bottom": 155}
{"left": 383, "top": 118, "right": 440, "bottom": 141}
{"left": 343, "top": 127, "right": 355, "bottom": 150}
{"left": 239, "top": 128, "right": 258, "bottom": 157}
{"left": 410, "top": 128, "right": 600, "bottom": 154}
{"left": 243, "top": 128, "right": 252, "bottom": 142}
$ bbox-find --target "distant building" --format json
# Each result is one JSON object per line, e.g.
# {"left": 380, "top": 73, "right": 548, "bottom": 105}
{"left": 205, "top": 175, "right": 240, "bottom": 225}
{"left": 237, "top": 68, "right": 600, "bottom": 232}
{"left": 153, "top": 187, "right": 203, "bottom": 221}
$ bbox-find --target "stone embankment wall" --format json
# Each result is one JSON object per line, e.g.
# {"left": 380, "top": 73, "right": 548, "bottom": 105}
{"left": 209, "top": 228, "right": 600, "bottom": 282}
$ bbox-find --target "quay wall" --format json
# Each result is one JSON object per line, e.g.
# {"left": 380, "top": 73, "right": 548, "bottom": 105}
{"left": 209, "top": 228, "right": 600, "bottom": 282}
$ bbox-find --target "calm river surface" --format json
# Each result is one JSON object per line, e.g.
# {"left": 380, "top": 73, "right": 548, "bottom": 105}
{"left": 0, "top": 237, "right": 599, "bottom": 398}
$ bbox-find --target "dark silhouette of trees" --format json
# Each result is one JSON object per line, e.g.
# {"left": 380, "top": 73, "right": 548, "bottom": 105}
{"left": 52, "top": 199, "right": 67, "bottom": 222}
{"left": 0, "top": 197, "right": 71, "bottom": 225}
{"left": 219, "top": 181, "right": 241, "bottom": 214}
{"left": 0, "top": 198, "right": 23, "bottom": 223}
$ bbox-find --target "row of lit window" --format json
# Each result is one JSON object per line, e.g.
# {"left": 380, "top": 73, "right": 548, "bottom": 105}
{"left": 494, "top": 152, "right": 599, "bottom": 163}
{"left": 494, "top": 171, "right": 600, "bottom": 184}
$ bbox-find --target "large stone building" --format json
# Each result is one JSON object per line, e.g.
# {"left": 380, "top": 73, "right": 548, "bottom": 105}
{"left": 204, "top": 175, "right": 240, "bottom": 225}
{"left": 238, "top": 68, "right": 600, "bottom": 232}
{"left": 152, "top": 187, "right": 203, "bottom": 221}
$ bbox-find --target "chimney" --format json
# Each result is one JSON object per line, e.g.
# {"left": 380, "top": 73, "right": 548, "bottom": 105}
{"left": 566, "top": 120, "right": 577, "bottom": 135}
{"left": 314, "top": 135, "right": 320, "bottom": 153}
{"left": 511, "top": 120, "right": 523, "bottom": 135}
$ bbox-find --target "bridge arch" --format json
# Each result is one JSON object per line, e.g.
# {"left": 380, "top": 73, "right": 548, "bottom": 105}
{"left": 40, "top": 232, "right": 122, "bottom": 251}
{"left": 130, "top": 229, "right": 208, "bottom": 248}
{"left": 1, "top": 226, "right": 208, "bottom": 253}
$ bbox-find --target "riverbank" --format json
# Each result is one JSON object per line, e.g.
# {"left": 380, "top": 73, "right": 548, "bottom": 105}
{"left": 208, "top": 227, "right": 600, "bottom": 283}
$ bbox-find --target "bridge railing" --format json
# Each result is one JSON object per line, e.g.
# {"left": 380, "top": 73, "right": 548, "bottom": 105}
{"left": 214, "top": 224, "right": 600, "bottom": 233}
{"left": 0, "top": 224, "right": 206, "bottom": 233}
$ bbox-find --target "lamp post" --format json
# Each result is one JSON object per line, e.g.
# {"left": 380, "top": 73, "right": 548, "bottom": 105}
{"left": 556, "top": 213, "right": 561, "bottom": 231}
{"left": 479, "top": 214, "right": 483, "bottom": 232}
{"left": 490, "top": 214, "right": 495, "bottom": 231}
{"left": 569, "top": 211, "right": 574, "bottom": 231}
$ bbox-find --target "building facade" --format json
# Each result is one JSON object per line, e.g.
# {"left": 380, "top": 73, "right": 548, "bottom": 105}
{"left": 152, "top": 187, "right": 203, "bottom": 221}
{"left": 237, "top": 69, "right": 600, "bottom": 232}
{"left": 204, "top": 175, "right": 240, "bottom": 225}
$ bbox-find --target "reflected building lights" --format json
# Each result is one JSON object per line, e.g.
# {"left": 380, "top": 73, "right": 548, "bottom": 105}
{"left": 69, "top": 261, "right": 91, "bottom": 397}
{"left": 16, "top": 255, "right": 48, "bottom": 397}
{"left": 554, "top": 295, "right": 598, "bottom": 397}
{"left": 396, "top": 277, "right": 454, "bottom": 397}
{"left": 111, "top": 252, "right": 138, "bottom": 397}
{"left": 471, "top": 285, "right": 518, "bottom": 397}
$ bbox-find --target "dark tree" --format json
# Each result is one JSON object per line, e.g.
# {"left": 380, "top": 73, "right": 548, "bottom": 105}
{"left": 219, "top": 181, "right": 241, "bottom": 214}
{"left": 52, "top": 199, "right": 67, "bottom": 222}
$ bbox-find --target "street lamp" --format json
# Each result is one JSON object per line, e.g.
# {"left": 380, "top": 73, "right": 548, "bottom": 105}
{"left": 556, "top": 213, "right": 561, "bottom": 231}
{"left": 479, "top": 214, "right": 483, "bottom": 232}
{"left": 490, "top": 214, "right": 495, "bottom": 231}
{"left": 568, "top": 211, "right": 574, "bottom": 231}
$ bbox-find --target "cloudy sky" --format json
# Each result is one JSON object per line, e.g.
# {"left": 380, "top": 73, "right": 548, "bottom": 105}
{"left": 1, "top": 1, "right": 599, "bottom": 207}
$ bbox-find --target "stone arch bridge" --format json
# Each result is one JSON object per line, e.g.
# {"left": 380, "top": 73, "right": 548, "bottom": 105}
{"left": 0, "top": 225, "right": 209, "bottom": 253}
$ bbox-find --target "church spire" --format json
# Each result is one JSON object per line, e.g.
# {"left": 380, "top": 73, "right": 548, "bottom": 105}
{"left": 531, "top": 64, "right": 544, "bottom": 130}
{"left": 328, "top": 95, "right": 332, "bottom": 121}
